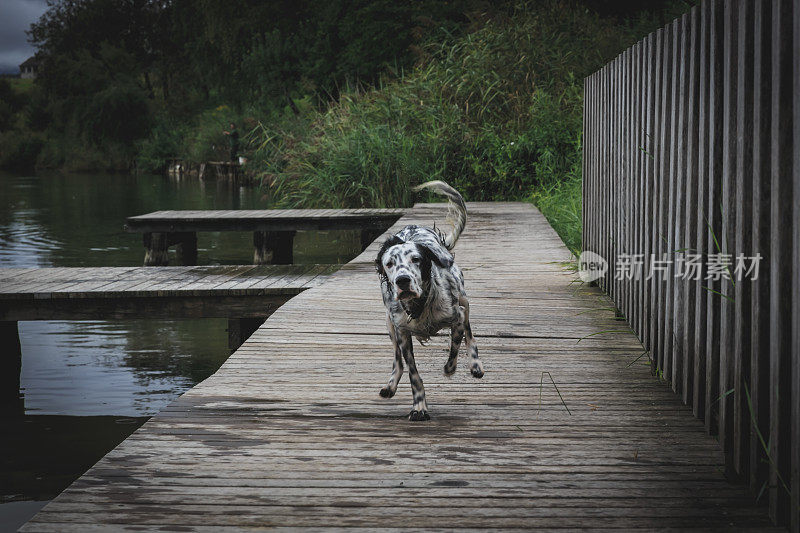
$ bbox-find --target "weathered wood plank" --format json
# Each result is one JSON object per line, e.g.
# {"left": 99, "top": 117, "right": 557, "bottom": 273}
{"left": 793, "top": 1, "right": 800, "bottom": 529}
{"left": 769, "top": 0, "right": 794, "bottom": 522}
{"left": 125, "top": 208, "right": 404, "bottom": 233}
{"left": 732, "top": 0, "right": 754, "bottom": 479}
{"left": 718, "top": 0, "right": 738, "bottom": 466}
{"left": 667, "top": 13, "right": 691, "bottom": 394}
{"left": 0, "top": 265, "right": 336, "bottom": 321}
{"left": 693, "top": 0, "right": 711, "bottom": 422}
{"left": 705, "top": 0, "right": 723, "bottom": 436}
{"left": 750, "top": 0, "right": 772, "bottom": 496}
{"left": 682, "top": 6, "right": 700, "bottom": 408}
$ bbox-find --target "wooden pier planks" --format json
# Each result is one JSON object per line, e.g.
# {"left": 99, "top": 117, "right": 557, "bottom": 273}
{"left": 20, "top": 202, "right": 774, "bottom": 531}
{"left": 0, "top": 265, "right": 337, "bottom": 321}
{"left": 124, "top": 208, "right": 404, "bottom": 233}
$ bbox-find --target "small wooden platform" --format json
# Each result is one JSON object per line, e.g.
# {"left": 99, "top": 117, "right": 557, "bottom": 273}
{"left": 124, "top": 208, "right": 404, "bottom": 266}
{"left": 0, "top": 265, "right": 337, "bottom": 400}
{"left": 0, "top": 265, "right": 337, "bottom": 321}
{"left": 21, "top": 203, "right": 774, "bottom": 531}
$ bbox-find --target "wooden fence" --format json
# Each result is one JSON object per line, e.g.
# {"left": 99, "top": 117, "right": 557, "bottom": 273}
{"left": 581, "top": 0, "right": 799, "bottom": 527}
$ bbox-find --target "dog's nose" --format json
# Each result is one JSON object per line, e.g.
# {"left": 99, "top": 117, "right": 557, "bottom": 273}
{"left": 396, "top": 275, "right": 411, "bottom": 289}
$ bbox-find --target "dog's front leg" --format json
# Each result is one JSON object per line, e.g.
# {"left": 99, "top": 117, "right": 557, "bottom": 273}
{"left": 459, "top": 296, "right": 484, "bottom": 378}
{"left": 379, "top": 315, "right": 403, "bottom": 399}
{"left": 443, "top": 307, "right": 464, "bottom": 376}
{"left": 397, "top": 329, "right": 429, "bottom": 421}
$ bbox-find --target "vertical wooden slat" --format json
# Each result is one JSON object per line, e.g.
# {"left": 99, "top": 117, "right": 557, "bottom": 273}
{"left": 630, "top": 45, "right": 637, "bottom": 329}
{"left": 769, "top": 0, "right": 794, "bottom": 522}
{"left": 644, "top": 32, "right": 655, "bottom": 361}
{"left": 591, "top": 72, "right": 597, "bottom": 261}
{"left": 651, "top": 28, "right": 666, "bottom": 375}
{"left": 671, "top": 14, "right": 688, "bottom": 395}
{"left": 663, "top": 20, "right": 679, "bottom": 385}
{"left": 584, "top": 72, "right": 600, "bottom": 260}
{"left": 604, "top": 64, "right": 611, "bottom": 294}
{"left": 682, "top": 6, "right": 700, "bottom": 407}
{"left": 596, "top": 65, "right": 608, "bottom": 290}
{"left": 643, "top": 34, "right": 655, "bottom": 354}
{"left": 623, "top": 47, "right": 632, "bottom": 325}
{"left": 733, "top": 0, "right": 754, "bottom": 480}
{"left": 718, "top": 0, "right": 738, "bottom": 463}
{"left": 581, "top": 73, "right": 597, "bottom": 258}
{"left": 613, "top": 54, "right": 622, "bottom": 306}
{"left": 597, "top": 65, "right": 611, "bottom": 292}
{"left": 705, "top": 0, "right": 724, "bottom": 435}
{"left": 750, "top": 0, "right": 772, "bottom": 498}
{"left": 694, "top": 0, "right": 711, "bottom": 422}
{"left": 635, "top": 41, "right": 644, "bottom": 341}
{"left": 607, "top": 61, "right": 612, "bottom": 294}
{"left": 658, "top": 25, "right": 673, "bottom": 378}
{"left": 626, "top": 46, "right": 635, "bottom": 323}
{"left": 620, "top": 51, "right": 627, "bottom": 311}
{"left": 792, "top": 0, "right": 800, "bottom": 530}
{"left": 585, "top": 69, "right": 591, "bottom": 248}
{"left": 582, "top": 77, "right": 588, "bottom": 256}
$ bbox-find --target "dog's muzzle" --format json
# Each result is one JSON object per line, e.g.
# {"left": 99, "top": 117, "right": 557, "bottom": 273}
{"left": 395, "top": 275, "right": 419, "bottom": 300}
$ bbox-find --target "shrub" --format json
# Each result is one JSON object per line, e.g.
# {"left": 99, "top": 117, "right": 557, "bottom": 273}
{"left": 0, "top": 131, "right": 45, "bottom": 172}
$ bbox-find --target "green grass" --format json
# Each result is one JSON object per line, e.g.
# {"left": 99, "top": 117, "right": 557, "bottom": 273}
{"left": 7, "top": 77, "right": 34, "bottom": 95}
{"left": 531, "top": 171, "right": 582, "bottom": 254}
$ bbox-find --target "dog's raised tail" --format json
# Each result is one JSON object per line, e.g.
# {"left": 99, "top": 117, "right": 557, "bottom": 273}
{"left": 413, "top": 180, "right": 467, "bottom": 250}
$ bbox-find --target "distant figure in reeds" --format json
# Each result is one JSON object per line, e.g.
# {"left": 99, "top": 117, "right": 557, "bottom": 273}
{"left": 223, "top": 122, "right": 239, "bottom": 162}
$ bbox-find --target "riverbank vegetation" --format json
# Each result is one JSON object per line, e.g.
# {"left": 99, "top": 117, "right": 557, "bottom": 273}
{"left": 0, "top": 0, "right": 690, "bottom": 252}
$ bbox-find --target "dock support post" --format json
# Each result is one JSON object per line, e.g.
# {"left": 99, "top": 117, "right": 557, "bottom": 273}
{"left": 173, "top": 232, "right": 198, "bottom": 266}
{"left": 1, "top": 321, "right": 22, "bottom": 405}
{"left": 143, "top": 232, "right": 170, "bottom": 266}
{"left": 228, "top": 317, "right": 266, "bottom": 352}
{"left": 253, "top": 231, "right": 295, "bottom": 265}
{"left": 360, "top": 228, "right": 385, "bottom": 250}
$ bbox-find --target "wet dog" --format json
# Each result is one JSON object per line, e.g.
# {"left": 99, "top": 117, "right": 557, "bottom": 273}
{"left": 375, "top": 181, "right": 483, "bottom": 421}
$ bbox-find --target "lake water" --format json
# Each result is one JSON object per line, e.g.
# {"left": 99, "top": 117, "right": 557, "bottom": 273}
{"left": 0, "top": 171, "right": 361, "bottom": 531}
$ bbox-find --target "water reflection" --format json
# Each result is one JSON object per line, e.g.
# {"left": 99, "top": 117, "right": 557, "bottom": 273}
{"left": 0, "top": 171, "right": 361, "bottom": 529}
{"left": 19, "top": 319, "right": 228, "bottom": 416}
{"left": 0, "top": 172, "right": 360, "bottom": 267}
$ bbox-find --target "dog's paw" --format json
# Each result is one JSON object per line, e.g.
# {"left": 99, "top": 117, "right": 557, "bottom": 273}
{"left": 443, "top": 361, "right": 457, "bottom": 377}
{"left": 408, "top": 409, "right": 430, "bottom": 421}
{"left": 470, "top": 363, "right": 484, "bottom": 379}
{"left": 379, "top": 387, "right": 396, "bottom": 399}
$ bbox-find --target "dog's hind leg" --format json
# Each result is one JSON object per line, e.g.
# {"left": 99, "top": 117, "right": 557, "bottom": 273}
{"left": 459, "top": 296, "right": 484, "bottom": 378}
{"left": 444, "top": 307, "right": 464, "bottom": 376}
{"left": 397, "top": 329, "right": 429, "bottom": 421}
{"left": 379, "top": 316, "right": 404, "bottom": 399}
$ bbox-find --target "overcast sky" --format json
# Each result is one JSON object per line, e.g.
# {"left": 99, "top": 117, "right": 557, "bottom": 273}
{"left": 0, "top": 0, "right": 48, "bottom": 74}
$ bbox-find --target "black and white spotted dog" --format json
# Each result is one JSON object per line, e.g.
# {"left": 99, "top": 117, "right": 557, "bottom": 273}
{"left": 375, "top": 181, "right": 483, "bottom": 421}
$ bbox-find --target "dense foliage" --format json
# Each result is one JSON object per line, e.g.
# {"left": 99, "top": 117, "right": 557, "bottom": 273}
{"left": 249, "top": 1, "right": 691, "bottom": 251}
{"left": 2, "top": 0, "right": 496, "bottom": 171}
{"left": 0, "top": 0, "right": 691, "bottom": 251}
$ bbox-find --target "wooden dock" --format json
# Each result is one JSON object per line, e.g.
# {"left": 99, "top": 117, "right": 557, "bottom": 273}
{"left": 20, "top": 203, "right": 774, "bottom": 531}
{"left": 124, "top": 208, "right": 403, "bottom": 266}
{"left": 0, "top": 265, "right": 337, "bottom": 402}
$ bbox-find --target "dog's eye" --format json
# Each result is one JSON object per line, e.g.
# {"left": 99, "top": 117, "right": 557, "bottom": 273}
{"left": 411, "top": 256, "right": 421, "bottom": 263}
{"left": 386, "top": 261, "right": 394, "bottom": 268}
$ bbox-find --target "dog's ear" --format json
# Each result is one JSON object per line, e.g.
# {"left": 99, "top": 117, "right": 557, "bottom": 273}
{"left": 375, "top": 235, "right": 405, "bottom": 277}
{"left": 416, "top": 242, "right": 453, "bottom": 270}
